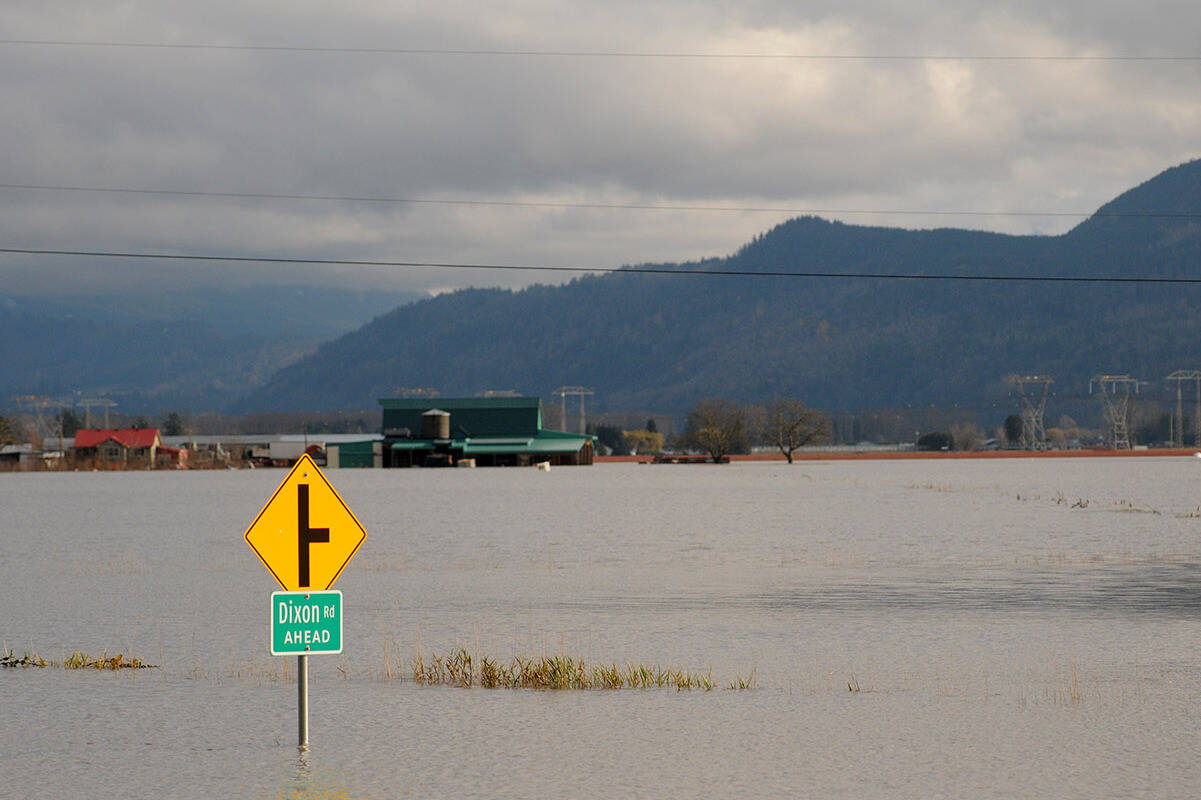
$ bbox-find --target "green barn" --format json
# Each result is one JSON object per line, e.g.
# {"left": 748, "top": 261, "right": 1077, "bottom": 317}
{"left": 379, "top": 397, "right": 594, "bottom": 467}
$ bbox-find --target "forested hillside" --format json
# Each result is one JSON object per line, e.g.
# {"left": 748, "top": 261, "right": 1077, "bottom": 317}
{"left": 0, "top": 286, "right": 423, "bottom": 412}
{"left": 232, "top": 160, "right": 1201, "bottom": 420}
{"left": 235, "top": 159, "right": 1201, "bottom": 422}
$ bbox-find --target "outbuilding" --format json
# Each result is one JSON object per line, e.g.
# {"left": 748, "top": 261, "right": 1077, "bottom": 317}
{"left": 379, "top": 396, "right": 594, "bottom": 467}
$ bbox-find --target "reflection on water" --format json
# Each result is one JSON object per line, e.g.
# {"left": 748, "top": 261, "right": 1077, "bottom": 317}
{"left": 568, "top": 562, "right": 1201, "bottom": 615}
{"left": 3, "top": 458, "right": 1201, "bottom": 798}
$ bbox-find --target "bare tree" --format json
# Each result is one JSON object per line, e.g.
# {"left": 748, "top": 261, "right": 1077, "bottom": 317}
{"left": 682, "top": 398, "right": 748, "bottom": 462}
{"left": 949, "top": 422, "right": 985, "bottom": 452}
{"left": 760, "top": 398, "right": 831, "bottom": 463}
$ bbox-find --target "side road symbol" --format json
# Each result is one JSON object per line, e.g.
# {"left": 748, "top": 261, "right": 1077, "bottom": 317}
{"left": 244, "top": 454, "right": 366, "bottom": 591}
{"left": 297, "top": 483, "right": 330, "bottom": 588}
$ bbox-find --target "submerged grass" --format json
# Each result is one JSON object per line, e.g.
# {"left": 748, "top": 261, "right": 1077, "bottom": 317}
{"left": 411, "top": 648, "right": 729, "bottom": 691}
{"left": 1, "top": 647, "right": 155, "bottom": 670}
{"left": 62, "top": 651, "right": 155, "bottom": 670}
{"left": 1, "top": 650, "right": 47, "bottom": 668}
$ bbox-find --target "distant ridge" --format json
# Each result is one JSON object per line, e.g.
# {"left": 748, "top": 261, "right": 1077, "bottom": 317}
{"left": 1083, "top": 158, "right": 1201, "bottom": 221}
{"left": 235, "top": 158, "right": 1201, "bottom": 421}
{"left": 0, "top": 286, "right": 424, "bottom": 412}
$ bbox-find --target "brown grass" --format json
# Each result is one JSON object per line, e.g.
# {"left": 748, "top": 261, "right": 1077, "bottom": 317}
{"left": 1, "top": 648, "right": 154, "bottom": 670}
{"left": 409, "top": 648, "right": 729, "bottom": 691}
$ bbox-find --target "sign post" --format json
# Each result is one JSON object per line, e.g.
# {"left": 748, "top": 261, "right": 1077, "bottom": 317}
{"left": 244, "top": 454, "right": 366, "bottom": 749}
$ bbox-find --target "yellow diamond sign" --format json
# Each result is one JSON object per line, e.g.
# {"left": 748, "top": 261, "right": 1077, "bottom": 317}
{"left": 244, "top": 453, "right": 366, "bottom": 591}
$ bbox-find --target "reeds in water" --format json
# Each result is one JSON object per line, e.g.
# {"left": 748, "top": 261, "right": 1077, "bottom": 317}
{"left": 0, "top": 649, "right": 46, "bottom": 668}
{"left": 62, "top": 651, "right": 155, "bottom": 670}
{"left": 727, "top": 667, "right": 758, "bottom": 690}
{"left": 411, "top": 648, "right": 726, "bottom": 691}
{"left": 1, "top": 648, "right": 154, "bottom": 670}
{"left": 1054, "top": 661, "right": 1084, "bottom": 706}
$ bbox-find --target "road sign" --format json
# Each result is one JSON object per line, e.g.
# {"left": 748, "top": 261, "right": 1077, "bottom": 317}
{"left": 271, "top": 590, "right": 343, "bottom": 655}
{"left": 244, "top": 453, "right": 367, "bottom": 591}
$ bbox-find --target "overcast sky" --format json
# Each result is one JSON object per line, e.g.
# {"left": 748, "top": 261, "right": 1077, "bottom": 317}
{"left": 2, "top": 0, "right": 1200, "bottom": 296}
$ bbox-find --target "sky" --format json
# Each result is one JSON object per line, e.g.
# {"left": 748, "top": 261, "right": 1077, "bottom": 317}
{"left": 2, "top": 0, "right": 1200, "bottom": 296}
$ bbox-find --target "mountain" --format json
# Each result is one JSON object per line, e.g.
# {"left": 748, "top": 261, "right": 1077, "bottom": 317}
{"left": 0, "top": 286, "right": 424, "bottom": 412}
{"left": 2, "top": 285, "right": 426, "bottom": 340}
{"left": 234, "top": 159, "right": 1201, "bottom": 422}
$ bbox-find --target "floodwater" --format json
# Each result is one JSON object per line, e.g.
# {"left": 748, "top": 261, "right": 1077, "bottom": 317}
{"left": 2, "top": 458, "right": 1200, "bottom": 799}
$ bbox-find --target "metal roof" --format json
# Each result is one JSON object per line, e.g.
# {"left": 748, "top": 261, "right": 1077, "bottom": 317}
{"left": 159, "top": 434, "right": 383, "bottom": 448}
{"left": 387, "top": 434, "right": 589, "bottom": 455}
{"left": 461, "top": 436, "right": 587, "bottom": 454}
{"left": 390, "top": 441, "right": 434, "bottom": 450}
{"left": 74, "top": 428, "right": 160, "bottom": 449}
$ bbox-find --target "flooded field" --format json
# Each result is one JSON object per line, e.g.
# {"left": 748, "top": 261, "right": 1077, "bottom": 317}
{"left": 3, "top": 458, "right": 1200, "bottom": 798}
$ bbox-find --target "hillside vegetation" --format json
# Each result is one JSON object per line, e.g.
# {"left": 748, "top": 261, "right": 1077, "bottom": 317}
{"left": 0, "top": 286, "right": 422, "bottom": 412}
{"left": 236, "top": 159, "right": 1201, "bottom": 420}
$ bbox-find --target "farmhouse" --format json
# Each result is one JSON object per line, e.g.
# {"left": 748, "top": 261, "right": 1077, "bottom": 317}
{"left": 72, "top": 427, "right": 186, "bottom": 468}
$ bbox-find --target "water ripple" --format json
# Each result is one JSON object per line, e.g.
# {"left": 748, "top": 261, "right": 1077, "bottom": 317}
{"left": 555, "top": 563, "right": 1201, "bottom": 616}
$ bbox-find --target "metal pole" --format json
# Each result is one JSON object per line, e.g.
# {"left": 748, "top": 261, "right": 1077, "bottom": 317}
{"left": 1175, "top": 379, "right": 1183, "bottom": 448}
{"left": 1195, "top": 378, "right": 1200, "bottom": 447}
{"left": 1170, "top": 402, "right": 1175, "bottom": 449}
{"left": 298, "top": 654, "right": 309, "bottom": 749}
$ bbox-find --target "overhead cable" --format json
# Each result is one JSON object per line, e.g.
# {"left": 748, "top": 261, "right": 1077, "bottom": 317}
{"left": 1, "top": 39, "right": 1198, "bottom": 61}
{"left": 1, "top": 246, "right": 1199, "bottom": 284}
{"left": 3, "top": 182, "right": 1199, "bottom": 220}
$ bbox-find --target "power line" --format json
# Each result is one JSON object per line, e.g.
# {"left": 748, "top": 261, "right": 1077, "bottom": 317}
{"left": 3, "top": 182, "right": 1200, "bottom": 220}
{"left": 1, "top": 39, "right": 1199, "bottom": 61}
{"left": 2, "top": 246, "right": 1199, "bottom": 284}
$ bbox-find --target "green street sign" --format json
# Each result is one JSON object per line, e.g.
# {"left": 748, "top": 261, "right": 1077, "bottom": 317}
{"left": 271, "top": 590, "right": 343, "bottom": 656}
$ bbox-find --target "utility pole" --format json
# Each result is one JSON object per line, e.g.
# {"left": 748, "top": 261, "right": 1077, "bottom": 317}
{"left": 1090, "top": 375, "right": 1139, "bottom": 450}
{"left": 553, "top": 386, "right": 595, "bottom": 434}
{"left": 1166, "top": 371, "right": 1201, "bottom": 447}
{"left": 1006, "top": 375, "right": 1053, "bottom": 449}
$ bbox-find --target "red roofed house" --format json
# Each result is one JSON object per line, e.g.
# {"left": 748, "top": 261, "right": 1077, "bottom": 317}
{"left": 72, "top": 428, "right": 186, "bottom": 468}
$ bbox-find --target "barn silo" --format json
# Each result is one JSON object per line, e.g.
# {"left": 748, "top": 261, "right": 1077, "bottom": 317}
{"left": 421, "top": 408, "right": 451, "bottom": 440}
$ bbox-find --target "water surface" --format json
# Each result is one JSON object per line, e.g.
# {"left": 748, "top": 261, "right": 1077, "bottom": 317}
{"left": 3, "top": 459, "right": 1200, "bottom": 798}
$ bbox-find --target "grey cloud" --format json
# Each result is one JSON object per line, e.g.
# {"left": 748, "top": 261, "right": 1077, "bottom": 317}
{"left": 2, "top": 1, "right": 1200, "bottom": 296}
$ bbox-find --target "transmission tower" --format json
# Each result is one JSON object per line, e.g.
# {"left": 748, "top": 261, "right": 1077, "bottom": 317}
{"left": 395, "top": 388, "right": 439, "bottom": 399}
{"left": 75, "top": 397, "right": 117, "bottom": 429}
{"left": 1165, "top": 370, "right": 1201, "bottom": 447}
{"left": 11, "top": 395, "right": 68, "bottom": 441}
{"left": 553, "top": 386, "right": 595, "bottom": 434}
{"left": 1090, "top": 375, "right": 1139, "bottom": 449}
{"left": 1006, "top": 375, "right": 1053, "bottom": 449}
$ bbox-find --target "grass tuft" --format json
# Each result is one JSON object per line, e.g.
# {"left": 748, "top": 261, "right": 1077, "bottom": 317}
{"left": 728, "top": 667, "right": 758, "bottom": 690}
{"left": 61, "top": 651, "right": 155, "bottom": 670}
{"left": 2, "top": 648, "right": 154, "bottom": 670}
{"left": 408, "top": 649, "right": 740, "bottom": 691}
{"left": 1, "top": 649, "right": 47, "bottom": 668}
